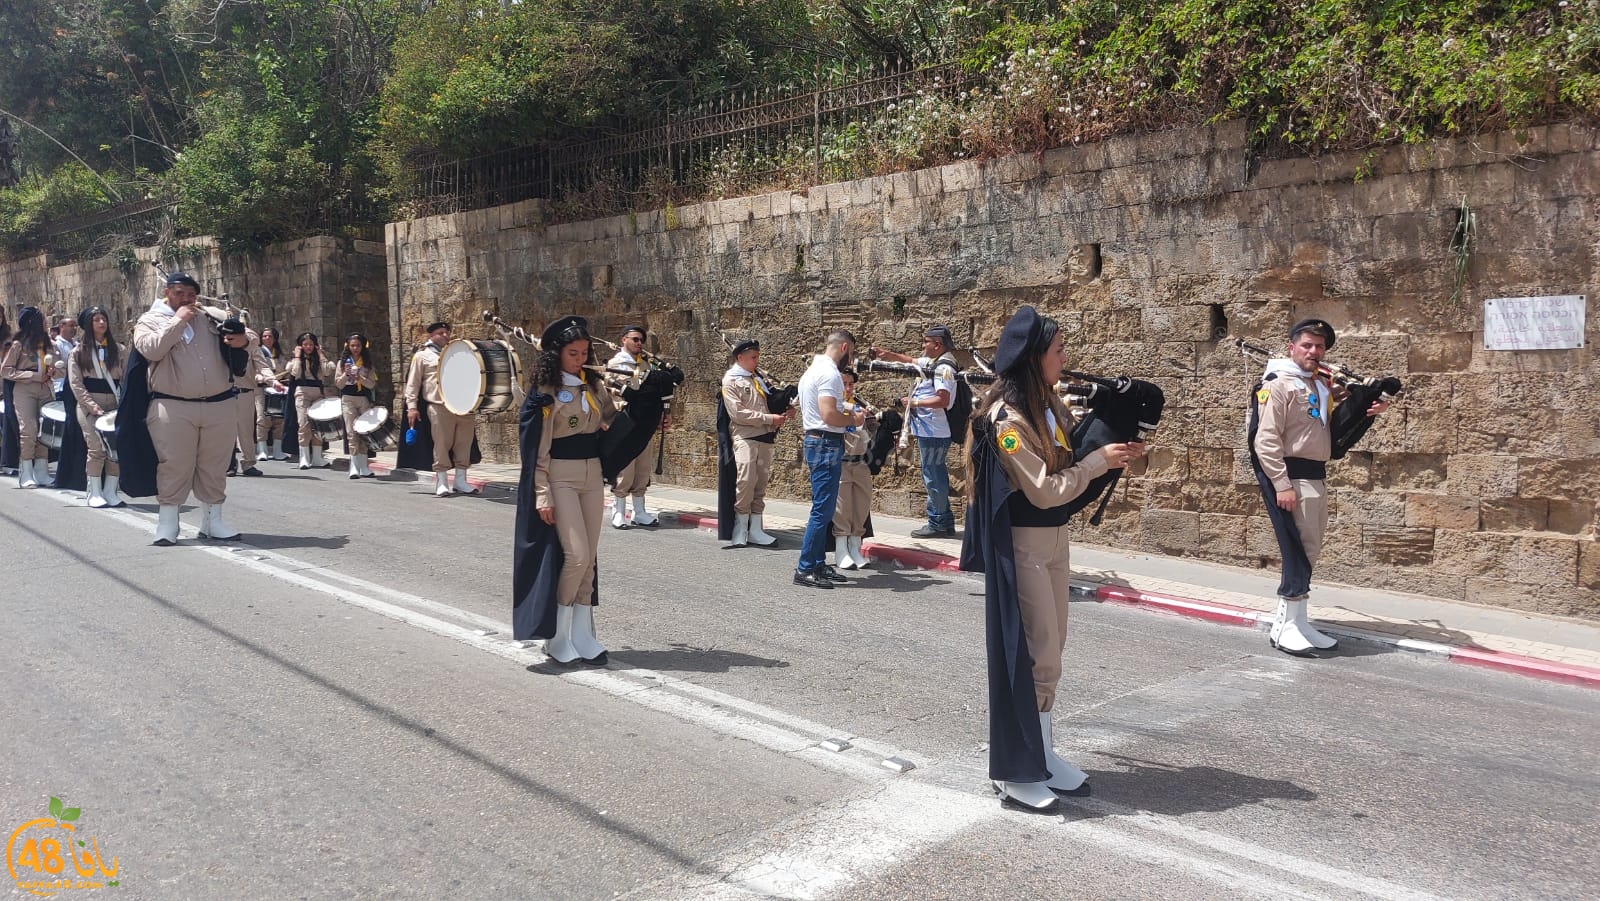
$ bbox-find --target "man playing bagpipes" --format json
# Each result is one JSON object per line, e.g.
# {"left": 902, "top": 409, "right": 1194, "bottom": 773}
{"left": 1248, "top": 319, "right": 1396, "bottom": 657}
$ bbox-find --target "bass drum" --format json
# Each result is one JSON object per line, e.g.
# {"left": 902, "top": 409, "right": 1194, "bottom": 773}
{"left": 95, "top": 411, "right": 119, "bottom": 463}
{"left": 353, "top": 405, "right": 398, "bottom": 451}
{"left": 439, "top": 338, "right": 520, "bottom": 416}
{"left": 264, "top": 387, "right": 289, "bottom": 418}
{"left": 306, "top": 396, "right": 347, "bottom": 445}
{"left": 39, "top": 401, "right": 68, "bottom": 450}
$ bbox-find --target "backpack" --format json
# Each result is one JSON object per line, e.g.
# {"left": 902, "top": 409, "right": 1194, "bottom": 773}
{"left": 947, "top": 374, "right": 974, "bottom": 444}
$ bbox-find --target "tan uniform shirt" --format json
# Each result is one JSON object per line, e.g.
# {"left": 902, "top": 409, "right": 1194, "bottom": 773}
{"left": 722, "top": 370, "right": 781, "bottom": 440}
{"left": 990, "top": 400, "right": 1110, "bottom": 510}
{"left": 1252, "top": 366, "right": 1332, "bottom": 492}
{"left": 534, "top": 377, "right": 617, "bottom": 508}
{"left": 1, "top": 343, "right": 61, "bottom": 385}
{"left": 133, "top": 308, "right": 233, "bottom": 398}
{"left": 404, "top": 343, "right": 445, "bottom": 408}
{"left": 68, "top": 342, "right": 125, "bottom": 412}
{"left": 231, "top": 329, "right": 271, "bottom": 389}
{"left": 334, "top": 357, "right": 376, "bottom": 392}
{"left": 286, "top": 355, "right": 335, "bottom": 387}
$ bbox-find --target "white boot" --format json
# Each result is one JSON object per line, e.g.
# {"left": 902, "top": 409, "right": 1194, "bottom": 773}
{"left": 350, "top": 454, "right": 365, "bottom": 480}
{"left": 17, "top": 459, "right": 39, "bottom": 488}
{"left": 87, "top": 475, "right": 108, "bottom": 508}
{"left": 298, "top": 449, "right": 311, "bottom": 470}
{"left": 1269, "top": 598, "right": 1319, "bottom": 656}
{"left": 848, "top": 535, "right": 871, "bottom": 568}
{"left": 611, "top": 495, "right": 630, "bottom": 529}
{"left": 454, "top": 468, "right": 478, "bottom": 494}
{"left": 729, "top": 513, "right": 749, "bottom": 548}
{"left": 256, "top": 441, "right": 269, "bottom": 461}
{"left": 273, "top": 438, "right": 288, "bottom": 460}
{"left": 1292, "top": 596, "right": 1339, "bottom": 649}
{"left": 103, "top": 475, "right": 124, "bottom": 507}
{"left": 311, "top": 445, "right": 327, "bottom": 468}
{"left": 199, "top": 501, "right": 241, "bottom": 540}
{"left": 835, "top": 535, "right": 856, "bottom": 570}
{"left": 359, "top": 455, "right": 374, "bottom": 477}
{"left": 991, "top": 779, "right": 1060, "bottom": 813}
{"left": 544, "top": 605, "right": 580, "bottom": 664}
{"left": 434, "top": 472, "right": 453, "bottom": 497}
{"left": 153, "top": 505, "right": 181, "bottom": 546}
{"left": 631, "top": 494, "right": 658, "bottom": 527}
{"left": 1040, "top": 711, "right": 1090, "bottom": 795}
{"left": 569, "top": 604, "right": 609, "bottom": 664}
{"left": 748, "top": 513, "right": 777, "bottom": 546}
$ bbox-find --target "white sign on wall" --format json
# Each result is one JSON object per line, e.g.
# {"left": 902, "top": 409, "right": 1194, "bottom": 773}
{"left": 1483, "top": 295, "right": 1587, "bottom": 350}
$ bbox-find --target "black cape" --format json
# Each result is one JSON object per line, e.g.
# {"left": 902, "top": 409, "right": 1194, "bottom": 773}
{"left": 960, "top": 413, "right": 1050, "bottom": 784}
{"left": 1, "top": 379, "right": 19, "bottom": 470}
{"left": 715, "top": 397, "right": 737, "bottom": 541}
{"left": 113, "top": 350, "right": 160, "bottom": 499}
{"left": 48, "top": 385, "right": 87, "bottom": 491}
{"left": 279, "top": 390, "right": 300, "bottom": 459}
{"left": 395, "top": 395, "right": 481, "bottom": 471}
{"left": 511, "top": 388, "right": 598, "bottom": 640}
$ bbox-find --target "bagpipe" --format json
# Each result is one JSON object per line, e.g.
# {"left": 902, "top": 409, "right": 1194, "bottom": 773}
{"left": 854, "top": 358, "right": 988, "bottom": 474}
{"left": 1233, "top": 337, "right": 1402, "bottom": 459}
{"left": 1056, "top": 370, "right": 1165, "bottom": 525}
{"left": 482, "top": 311, "right": 684, "bottom": 481}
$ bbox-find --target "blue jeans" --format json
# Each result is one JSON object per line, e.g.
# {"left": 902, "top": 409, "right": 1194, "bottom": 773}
{"left": 917, "top": 436, "right": 954, "bottom": 531}
{"left": 799, "top": 434, "right": 844, "bottom": 573}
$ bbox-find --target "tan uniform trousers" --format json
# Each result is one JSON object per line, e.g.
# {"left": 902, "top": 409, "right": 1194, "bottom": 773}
{"left": 255, "top": 390, "right": 285, "bottom": 444}
{"left": 1013, "top": 524, "right": 1074, "bottom": 712}
{"left": 342, "top": 395, "right": 373, "bottom": 455}
{"left": 149, "top": 397, "right": 234, "bottom": 506}
{"left": 732, "top": 436, "right": 775, "bottom": 515}
{"left": 76, "top": 391, "right": 118, "bottom": 478}
{"left": 1290, "top": 478, "right": 1329, "bottom": 569}
{"left": 295, "top": 387, "right": 328, "bottom": 447}
{"left": 12, "top": 380, "right": 54, "bottom": 461}
{"left": 427, "top": 404, "right": 474, "bottom": 472}
{"left": 548, "top": 457, "right": 604, "bottom": 606}
{"left": 611, "top": 433, "right": 655, "bottom": 497}
{"left": 832, "top": 462, "right": 872, "bottom": 537}
{"left": 232, "top": 391, "right": 258, "bottom": 467}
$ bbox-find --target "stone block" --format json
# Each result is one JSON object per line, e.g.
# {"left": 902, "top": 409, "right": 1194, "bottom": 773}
{"left": 1407, "top": 332, "right": 1474, "bottom": 372}
{"left": 1548, "top": 499, "right": 1598, "bottom": 536}
{"left": 1581, "top": 541, "right": 1600, "bottom": 590}
{"left": 1480, "top": 499, "right": 1550, "bottom": 533}
{"left": 1138, "top": 509, "right": 1200, "bottom": 555}
{"left": 1371, "top": 453, "right": 1448, "bottom": 490}
{"left": 1197, "top": 513, "right": 1249, "bottom": 557}
{"left": 1517, "top": 459, "right": 1600, "bottom": 499}
{"left": 1405, "top": 494, "right": 1480, "bottom": 530}
{"left": 1446, "top": 454, "right": 1519, "bottom": 498}
{"left": 1434, "top": 530, "right": 1579, "bottom": 585}
{"left": 1188, "top": 447, "right": 1235, "bottom": 483}
{"left": 1331, "top": 489, "right": 1407, "bottom": 527}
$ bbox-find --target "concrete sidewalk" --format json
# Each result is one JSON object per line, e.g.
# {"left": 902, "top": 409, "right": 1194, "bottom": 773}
{"left": 355, "top": 450, "right": 1600, "bottom": 689}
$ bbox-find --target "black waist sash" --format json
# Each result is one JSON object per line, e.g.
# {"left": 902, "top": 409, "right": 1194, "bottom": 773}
{"left": 748, "top": 431, "right": 777, "bottom": 444}
{"left": 151, "top": 388, "right": 239, "bottom": 404}
{"left": 1008, "top": 495, "right": 1073, "bottom": 528}
{"left": 340, "top": 386, "right": 366, "bottom": 397}
{"left": 83, "top": 378, "right": 115, "bottom": 394}
{"left": 293, "top": 379, "right": 324, "bottom": 389}
{"left": 1285, "top": 456, "right": 1327, "bottom": 480}
{"left": 549, "top": 433, "right": 601, "bottom": 460}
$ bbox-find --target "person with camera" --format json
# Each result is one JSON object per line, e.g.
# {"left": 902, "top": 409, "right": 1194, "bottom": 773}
{"left": 870, "top": 324, "right": 960, "bottom": 538}
{"left": 336, "top": 332, "right": 378, "bottom": 479}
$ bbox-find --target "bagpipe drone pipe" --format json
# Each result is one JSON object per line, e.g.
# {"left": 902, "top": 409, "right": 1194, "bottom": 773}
{"left": 1059, "top": 371, "right": 1166, "bottom": 525}
{"left": 598, "top": 364, "right": 685, "bottom": 482}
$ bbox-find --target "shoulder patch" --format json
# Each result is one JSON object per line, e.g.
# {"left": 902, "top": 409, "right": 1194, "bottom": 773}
{"left": 1256, "top": 387, "right": 1271, "bottom": 404}
{"left": 997, "top": 426, "right": 1022, "bottom": 455}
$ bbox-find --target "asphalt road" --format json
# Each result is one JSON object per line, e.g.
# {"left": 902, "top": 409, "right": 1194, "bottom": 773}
{"left": 3, "top": 465, "right": 1597, "bottom": 900}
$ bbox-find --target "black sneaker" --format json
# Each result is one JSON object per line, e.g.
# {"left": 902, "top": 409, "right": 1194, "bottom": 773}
{"left": 241, "top": 467, "right": 263, "bottom": 477}
{"left": 910, "top": 525, "right": 956, "bottom": 539}
{"left": 816, "top": 565, "right": 849, "bottom": 583}
{"left": 793, "top": 570, "right": 835, "bottom": 589}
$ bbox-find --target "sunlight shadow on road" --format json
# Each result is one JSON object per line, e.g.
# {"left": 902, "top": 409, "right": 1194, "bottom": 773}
{"left": 610, "top": 644, "right": 790, "bottom": 674}
{"left": 1063, "top": 752, "right": 1317, "bottom": 820}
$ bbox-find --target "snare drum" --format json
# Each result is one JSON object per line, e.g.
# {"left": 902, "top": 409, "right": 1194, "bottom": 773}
{"left": 307, "top": 396, "right": 346, "bottom": 444}
{"left": 439, "top": 338, "right": 520, "bottom": 416}
{"left": 353, "top": 406, "right": 398, "bottom": 451}
{"left": 39, "top": 401, "right": 68, "bottom": 450}
{"left": 96, "top": 411, "right": 119, "bottom": 463}
{"left": 264, "top": 387, "right": 288, "bottom": 418}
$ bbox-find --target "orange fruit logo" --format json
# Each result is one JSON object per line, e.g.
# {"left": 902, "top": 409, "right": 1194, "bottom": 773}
{"left": 7, "top": 797, "right": 120, "bottom": 897}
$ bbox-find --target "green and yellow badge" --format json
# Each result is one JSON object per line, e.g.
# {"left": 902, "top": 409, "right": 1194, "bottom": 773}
{"left": 997, "top": 427, "right": 1022, "bottom": 455}
{"left": 1255, "top": 387, "right": 1270, "bottom": 404}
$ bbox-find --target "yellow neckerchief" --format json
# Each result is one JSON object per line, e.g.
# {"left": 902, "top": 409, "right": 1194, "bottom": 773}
{"left": 1052, "top": 418, "right": 1069, "bottom": 449}
{"left": 751, "top": 376, "right": 768, "bottom": 400}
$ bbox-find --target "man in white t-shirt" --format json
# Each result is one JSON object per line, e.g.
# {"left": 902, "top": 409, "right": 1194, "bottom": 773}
{"left": 871, "top": 324, "right": 958, "bottom": 537}
{"left": 53, "top": 316, "right": 79, "bottom": 396}
{"left": 794, "top": 329, "right": 866, "bottom": 589}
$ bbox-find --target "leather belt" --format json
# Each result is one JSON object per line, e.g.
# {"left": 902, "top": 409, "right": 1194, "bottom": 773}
{"left": 804, "top": 429, "right": 843, "bottom": 440}
{"left": 151, "top": 388, "right": 239, "bottom": 404}
{"left": 842, "top": 454, "right": 867, "bottom": 463}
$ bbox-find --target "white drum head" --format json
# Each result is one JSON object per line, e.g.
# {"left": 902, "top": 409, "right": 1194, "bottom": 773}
{"left": 307, "top": 396, "right": 344, "bottom": 421}
{"left": 354, "top": 406, "right": 389, "bottom": 434}
{"left": 96, "top": 410, "right": 118, "bottom": 432}
{"left": 439, "top": 339, "right": 486, "bottom": 415}
{"left": 41, "top": 401, "right": 66, "bottom": 422}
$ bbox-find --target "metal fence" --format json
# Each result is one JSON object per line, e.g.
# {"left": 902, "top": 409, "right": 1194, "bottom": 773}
{"left": 35, "top": 197, "right": 176, "bottom": 264}
{"left": 401, "top": 60, "right": 975, "bottom": 220}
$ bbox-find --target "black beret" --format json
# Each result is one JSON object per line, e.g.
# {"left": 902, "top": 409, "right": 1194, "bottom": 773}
{"left": 218, "top": 318, "right": 246, "bottom": 335}
{"left": 77, "top": 306, "right": 108, "bottom": 332}
{"left": 1288, "top": 318, "right": 1336, "bottom": 349}
{"left": 425, "top": 321, "right": 451, "bottom": 334}
{"left": 993, "top": 306, "right": 1045, "bottom": 376}
{"left": 924, "top": 324, "right": 954, "bottom": 349}
{"left": 732, "top": 339, "right": 759, "bottom": 357}
{"left": 540, "top": 315, "right": 590, "bottom": 350}
{"left": 165, "top": 272, "right": 200, "bottom": 289}
{"left": 621, "top": 324, "right": 647, "bottom": 339}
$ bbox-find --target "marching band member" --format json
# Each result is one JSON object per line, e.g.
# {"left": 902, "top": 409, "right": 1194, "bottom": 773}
{"left": 717, "top": 340, "right": 792, "bottom": 547}
{"left": 67, "top": 307, "right": 124, "bottom": 507}
{"left": 1251, "top": 319, "right": 1391, "bottom": 656}
{"left": 524, "top": 315, "right": 615, "bottom": 664}
{"left": 963, "top": 306, "right": 1141, "bottom": 812}
{"left": 129, "top": 272, "right": 242, "bottom": 545}
{"left": 224, "top": 321, "right": 266, "bottom": 477}
{"left": 403, "top": 321, "right": 478, "bottom": 497}
{"left": 255, "top": 327, "right": 289, "bottom": 461}
{"left": 336, "top": 332, "right": 378, "bottom": 479}
{"left": 1, "top": 307, "right": 63, "bottom": 488}
{"left": 831, "top": 368, "right": 876, "bottom": 570}
{"left": 287, "top": 331, "right": 335, "bottom": 470}
{"left": 605, "top": 325, "right": 662, "bottom": 528}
